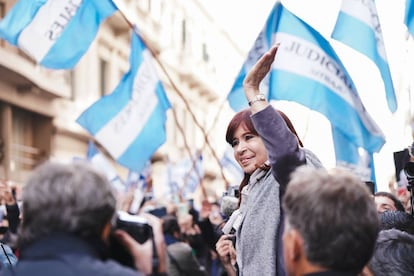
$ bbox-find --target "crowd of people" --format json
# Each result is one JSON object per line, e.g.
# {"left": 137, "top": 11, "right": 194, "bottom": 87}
{"left": 0, "top": 45, "right": 414, "bottom": 275}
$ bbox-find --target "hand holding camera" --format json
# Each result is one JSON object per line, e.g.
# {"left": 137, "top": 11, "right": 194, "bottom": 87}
{"left": 109, "top": 211, "right": 167, "bottom": 275}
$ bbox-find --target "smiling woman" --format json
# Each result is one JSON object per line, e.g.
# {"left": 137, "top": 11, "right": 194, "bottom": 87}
{"left": 215, "top": 46, "right": 324, "bottom": 276}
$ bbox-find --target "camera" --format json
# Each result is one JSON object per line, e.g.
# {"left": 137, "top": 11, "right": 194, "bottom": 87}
{"left": 223, "top": 185, "right": 240, "bottom": 198}
{"left": 410, "top": 142, "right": 414, "bottom": 157}
{"left": 364, "top": 181, "right": 375, "bottom": 195}
{"left": 404, "top": 161, "right": 414, "bottom": 181}
{"left": 109, "top": 211, "right": 153, "bottom": 268}
{"left": 115, "top": 211, "right": 153, "bottom": 244}
{"left": 220, "top": 185, "right": 240, "bottom": 218}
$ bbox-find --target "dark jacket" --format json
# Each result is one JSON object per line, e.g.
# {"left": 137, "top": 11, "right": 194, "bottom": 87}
{"left": 1, "top": 232, "right": 143, "bottom": 276}
{"left": 166, "top": 242, "right": 208, "bottom": 276}
{"left": 164, "top": 234, "right": 207, "bottom": 276}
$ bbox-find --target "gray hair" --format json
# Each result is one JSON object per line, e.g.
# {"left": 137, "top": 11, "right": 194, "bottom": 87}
{"left": 18, "top": 161, "right": 116, "bottom": 247}
{"left": 283, "top": 166, "right": 379, "bottom": 272}
{"left": 368, "top": 229, "right": 414, "bottom": 276}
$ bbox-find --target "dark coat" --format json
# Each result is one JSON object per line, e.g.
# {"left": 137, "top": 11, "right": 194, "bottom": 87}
{"left": 166, "top": 242, "right": 208, "bottom": 276}
{"left": 1, "top": 233, "right": 143, "bottom": 276}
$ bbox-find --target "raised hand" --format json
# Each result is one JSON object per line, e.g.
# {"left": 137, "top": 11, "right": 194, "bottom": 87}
{"left": 243, "top": 44, "right": 279, "bottom": 97}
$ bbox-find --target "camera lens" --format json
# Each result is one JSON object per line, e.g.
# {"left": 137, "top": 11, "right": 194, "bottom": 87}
{"left": 404, "top": 161, "right": 414, "bottom": 179}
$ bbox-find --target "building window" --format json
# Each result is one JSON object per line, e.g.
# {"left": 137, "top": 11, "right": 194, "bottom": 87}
{"left": 9, "top": 106, "right": 51, "bottom": 182}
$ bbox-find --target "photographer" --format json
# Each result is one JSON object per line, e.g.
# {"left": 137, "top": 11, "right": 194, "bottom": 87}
{"left": 1, "top": 161, "right": 166, "bottom": 276}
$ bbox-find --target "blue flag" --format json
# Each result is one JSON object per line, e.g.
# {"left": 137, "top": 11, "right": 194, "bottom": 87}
{"left": 165, "top": 160, "right": 181, "bottom": 203}
{"left": 220, "top": 145, "right": 243, "bottom": 185}
{"left": 332, "top": 127, "right": 377, "bottom": 183}
{"left": 182, "top": 153, "right": 203, "bottom": 198}
{"left": 77, "top": 29, "right": 171, "bottom": 173}
{"left": 125, "top": 160, "right": 151, "bottom": 190}
{"left": 227, "top": 3, "right": 385, "bottom": 156}
{"left": 168, "top": 153, "right": 203, "bottom": 199}
{"left": 331, "top": 0, "right": 397, "bottom": 113}
{"left": 86, "top": 140, "right": 125, "bottom": 192}
{"left": 0, "top": 0, "right": 117, "bottom": 69}
{"left": 405, "top": 0, "right": 414, "bottom": 36}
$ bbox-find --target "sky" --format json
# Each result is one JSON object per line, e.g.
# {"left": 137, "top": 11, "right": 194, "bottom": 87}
{"left": 202, "top": 0, "right": 413, "bottom": 190}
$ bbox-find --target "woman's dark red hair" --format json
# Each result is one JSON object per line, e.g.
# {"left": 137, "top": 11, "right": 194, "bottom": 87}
{"left": 225, "top": 108, "right": 303, "bottom": 147}
{"left": 225, "top": 108, "right": 303, "bottom": 206}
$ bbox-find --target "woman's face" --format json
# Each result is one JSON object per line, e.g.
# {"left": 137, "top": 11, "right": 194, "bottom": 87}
{"left": 231, "top": 123, "right": 268, "bottom": 174}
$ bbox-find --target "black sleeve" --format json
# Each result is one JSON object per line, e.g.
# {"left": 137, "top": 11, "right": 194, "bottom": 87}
{"left": 197, "top": 218, "right": 223, "bottom": 251}
{"left": 5, "top": 203, "right": 20, "bottom": 234}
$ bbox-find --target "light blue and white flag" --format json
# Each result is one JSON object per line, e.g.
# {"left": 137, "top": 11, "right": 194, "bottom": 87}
{"left": 126, "top": 161, "right": 152, "bottom": 214}
{"left": 332, "top": 127, "right": 377, "bottom": 184}
{"left": 77, "top": 29, "right": 171, "bottom": 173}
{"left": 167, "top": 153, "right": 203, "bottom": 199}
{"left": 331, "top": 0, "right": 397, "bottom": 113}
{"left": 182, "top": 153, "right": 203, "bottom": 198}
{"left": 164, "top": 160, "right": 181, "bottom": 203}
{"left": 227, "top": 8, "right": 273, "bottom": 111}
{"left": 126, "top": 160, "right": 151, "bottom": 190}
{"left": 0, "top": 0, "right": 117, "bottom": 69}
{"left": 220, "top": 145, "right": 244, "bottom": 185}
{"left": 227, "top": 3, "right": 385, "bottom": 155}
{"left": 405, "top": 0, "right": 414, "bottom": 36}
{"left": 86, "top": 140, "right": 125, "bottom": 192}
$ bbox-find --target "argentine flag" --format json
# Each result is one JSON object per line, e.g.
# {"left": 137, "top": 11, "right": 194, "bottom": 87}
{"left": 227, "top": 3, "right": 385, "bottom": 159}
{"left": 182, "top": 153, "right": 203, "bottom": 198}
{"left": 86, "top": 140, "right": 125, "bottom": 192}
{"left": 332, "top": 127, "right": 377, "bottom": 183}
{"left": 168, "top": 153, "right": 203, "bottom": 199}
{"left": 77, "top": 29, "right": 171, "bottom": 173}
{"left": 405, "top": 0, "right": 414, "bottom": 37}
{"left": 331, "top": 0, "right": 397, "bottom": 113}
{"left": 0, "top": 0, "right": 117, "bottom": 69}
{"left": 220, "top": 145, "right": 243, "bottom": 185}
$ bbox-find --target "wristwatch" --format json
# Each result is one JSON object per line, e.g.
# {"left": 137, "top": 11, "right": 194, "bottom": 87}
{"left": 248, "top": 94, "right": 266, "bottom": 106}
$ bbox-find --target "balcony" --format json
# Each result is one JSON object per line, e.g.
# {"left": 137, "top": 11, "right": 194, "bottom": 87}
{"left": 0, "top": 43, "right": 72, "bottom": 99}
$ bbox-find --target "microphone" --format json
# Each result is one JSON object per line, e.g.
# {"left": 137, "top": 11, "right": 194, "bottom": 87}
{"left": 220, "top": 196, "right": 239, "bottom": 218}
